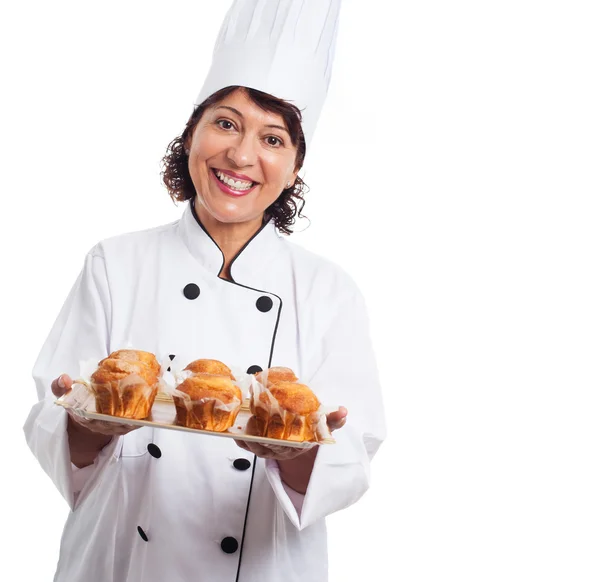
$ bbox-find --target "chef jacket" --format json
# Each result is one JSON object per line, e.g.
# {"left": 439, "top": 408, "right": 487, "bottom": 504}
{"left": 24, "top": 202, "right": 385, "bottom": 582}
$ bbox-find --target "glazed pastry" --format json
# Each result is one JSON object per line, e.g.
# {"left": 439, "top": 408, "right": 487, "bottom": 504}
{"left": 250, "top": 374, "right": 321, "bottom": 442}
{"left": 185, "top": 358, "right": 236, "bottom": 380}
{"left": 173, "top": 360, "right": 241, "bottom": 431}
{"left": 254, "top": 366, "right": 298, "bottom": 385}
{"left": 90, "top": 349, "right": 161, "bottom": 419}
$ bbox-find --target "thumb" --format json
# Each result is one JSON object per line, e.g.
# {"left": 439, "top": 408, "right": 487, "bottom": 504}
{"left": 326, "top": 406, "right": 348, "bottom": 431}
{"left": 51, "top": 374, "right": 73, "bottom": 397}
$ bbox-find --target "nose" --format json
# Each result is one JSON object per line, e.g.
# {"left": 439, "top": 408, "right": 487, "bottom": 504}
{"left": 226, "top": 133, "right": 258, "bottom": 168}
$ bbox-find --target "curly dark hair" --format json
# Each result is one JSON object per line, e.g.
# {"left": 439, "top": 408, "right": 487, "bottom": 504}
{"left": 161, "top": 86, "right": 308, "bottom": 235}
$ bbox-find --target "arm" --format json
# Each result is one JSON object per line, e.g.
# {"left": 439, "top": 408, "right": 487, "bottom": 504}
{"left": 276, "top": 404, "right": 348, "bottom": 493}
{"left": 23, "top": 248, "right": 122, "bottom": 508}
{"left": 265, "top": 285, "right": 386, "bottom": 529}
{"left": 68, "top": 415, "right": 113, "bottom": 468}
{"left": 277, "top": 446, "right": 318, "bottom": 494}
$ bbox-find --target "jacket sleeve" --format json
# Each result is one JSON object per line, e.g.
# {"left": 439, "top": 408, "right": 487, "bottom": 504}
{"left": 266, "top": 284, "right": 386, "bottom": 530}
{"left": 23, "top": 248, "right": 121, "bottom": 510}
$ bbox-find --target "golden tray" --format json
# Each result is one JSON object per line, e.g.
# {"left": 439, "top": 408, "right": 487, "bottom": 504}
{"left": 55, "top": 390, "right": 335, "bottom": 449}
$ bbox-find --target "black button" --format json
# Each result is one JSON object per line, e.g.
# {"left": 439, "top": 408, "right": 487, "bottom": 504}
{"left": 183, "top": 283, "right": 200, "bottom": 300}
{"left": 246, "top": 365, "right": 262, "bottom": 375}
{"left": 221, "top": 537, "right": 239, "bottom": 554}
{"left": 137, "top": 526, "right": 149, "bottom": 542}
{"left": 233, "top": 458, "right": 251, "bottom": 471}
{"left": 167, "top": 354, "right": 175, "bottom": 372}
{"left": 256, "top": 296, "right": 273, "bottom": 312}
{"left": 147, "top": 444, "right": 162, "bottom": 459}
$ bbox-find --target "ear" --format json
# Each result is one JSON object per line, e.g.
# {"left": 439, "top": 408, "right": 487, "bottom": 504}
{"left": 287, "top": 170, "right": 300, "bottom": 188}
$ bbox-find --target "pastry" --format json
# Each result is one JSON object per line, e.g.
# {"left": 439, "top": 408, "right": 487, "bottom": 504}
{"left": 90, "top": 349, "right": 161, "bottom": 419}
{"left": 254, "top": 366, "right": 298, "bottom": 385}
{"left": 249, "top": 369, "right": 321, "bottom": 442}
{"left": 184, "top": 358, "right": 236, "bottom": 379}
{"left": 173, "top": 359, "right": 241, "bottom": 431}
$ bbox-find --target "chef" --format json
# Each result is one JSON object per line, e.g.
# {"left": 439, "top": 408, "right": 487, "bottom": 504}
{"left": 24, "top": 1, "right": 386, "bottom": 581}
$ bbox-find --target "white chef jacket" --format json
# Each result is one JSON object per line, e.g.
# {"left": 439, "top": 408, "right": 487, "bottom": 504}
{"left": 24, "top": 202, "right": 385, "bottom": 582}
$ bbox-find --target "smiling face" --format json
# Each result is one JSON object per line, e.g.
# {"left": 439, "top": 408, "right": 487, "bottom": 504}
{"left": 186, "top": 88, "right": 300, "bottom": 228}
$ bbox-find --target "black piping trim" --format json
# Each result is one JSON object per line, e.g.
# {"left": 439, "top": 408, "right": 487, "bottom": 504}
{"left": 189, "top": 203, "right": 281, "bottom": 582}
{"left": 219, "top": 283, "right": 281, "bottom": 582}
{"left": 235, "top": 452, "right": 258, "bottom": 582}
{"left": 190, "top": 201, "right": 271, "bottom": 278}
{"left": 190, "top": 202, "right": 226, "bottom": 276}
{"left": 228, "top": 221, "right": 270, "bottom": 278}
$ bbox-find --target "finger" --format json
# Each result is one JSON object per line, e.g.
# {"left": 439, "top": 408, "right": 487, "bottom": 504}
{"left": 52, "top": 374, "right": 74, "bottom": 397}
{"left": 68, "top": 415, "right": 136, "bottom": 436}
{"left": 88, "top": 426, "right": 134, "bottom": 436}
{"left": 67, "top": 410, "right": 90, "bottom": 428}
{"left": 326, "top": 406, "right": 348, "bottom": 431}
{"left": 51, "top": 375, "right": 66, "bottom": 397}
{"left": 94, "top": 421, "right": 137, "bottom": 435}
{"left": 327, "top": 417, "right": 347, "bottom": 431}
{"left": 67, "top": 407, "right": 91, "bottom": 424}
{"left": 240, "top": 441, "right": 274, "bottom": 458}
{"left": 235, "top": 440, "right": 251, "bottom": 452}
{"left": 261, "top": 444, "right": 297, "bottom": 456}
{"left": 268, "top": 447, "right": 305, "bottom": 460}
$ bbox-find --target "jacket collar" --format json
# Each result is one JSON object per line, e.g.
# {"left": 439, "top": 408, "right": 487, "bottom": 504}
{"left": 177, "top": 201, "right": 283, "bottom": 287}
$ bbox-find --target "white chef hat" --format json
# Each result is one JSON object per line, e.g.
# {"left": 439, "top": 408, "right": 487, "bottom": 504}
{"left": 194, "top": 0, "right": 342, "bottom": 148}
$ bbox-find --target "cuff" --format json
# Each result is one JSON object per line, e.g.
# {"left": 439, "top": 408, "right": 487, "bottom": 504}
{"left": 71, "top": 462, "right": 96, "bottom": 495}
{"left": 265, "top": 459, "right": 305, "bottom": 527}
{"left": 70, "top": 437, "right": 120, "bottom": 506}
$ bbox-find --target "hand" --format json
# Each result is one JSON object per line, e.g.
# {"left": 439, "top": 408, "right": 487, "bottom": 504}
{"left": 234, "top": 406, "right": 349, "bottom": 460}
{"left": 234, "top": 439, "right": 309, "bottom": 461}
{"left": 326, "top": 406, "right": 348, "bottom": 431}
{"left": 52, "top": 374, "right": 138, "bottom": 437}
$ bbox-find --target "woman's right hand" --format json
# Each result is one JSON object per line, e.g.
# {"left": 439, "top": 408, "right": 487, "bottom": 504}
{"left": 52, "top": 374, "right": 139, "bottom": 437}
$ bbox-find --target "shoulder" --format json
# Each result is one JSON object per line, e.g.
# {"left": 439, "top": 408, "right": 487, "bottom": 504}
{"left": 279, "top": 236, "right": 364, "bottom": 303}
{"left": 86, "top": 219, "right": 180, "bottom": 262}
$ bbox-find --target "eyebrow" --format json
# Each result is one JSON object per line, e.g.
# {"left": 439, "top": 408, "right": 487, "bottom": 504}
{"left": 214, "top": 105, "right": 289, "bottom": 135}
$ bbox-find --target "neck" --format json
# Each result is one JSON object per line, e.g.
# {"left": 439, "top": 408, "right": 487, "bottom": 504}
{"left": 193, "top": 198, "right": 265, "bottom": 280}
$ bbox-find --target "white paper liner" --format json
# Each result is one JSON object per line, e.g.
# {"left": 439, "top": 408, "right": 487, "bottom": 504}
{"left": 59, "top": 355, "right": 335, "bottom": 444}
{"left": 166, "top": 364, "right": 243, "bottom": 431}
{"left": 161, "top": 358, "right": 251, "bottom": 397}
{"left": 248, "top": 373, "right": 333, "bottom": 443}
{"left": 63, "top": 353, "right": 161, "bottom": 419}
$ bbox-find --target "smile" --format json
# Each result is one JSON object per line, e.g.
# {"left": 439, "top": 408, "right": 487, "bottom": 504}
{"left": 212, "top": 169, "right": 256, "bottom": 192}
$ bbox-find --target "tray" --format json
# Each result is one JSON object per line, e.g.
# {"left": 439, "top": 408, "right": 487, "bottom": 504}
{"left": 55, "top": 390, "right": 335, "bottom": 449}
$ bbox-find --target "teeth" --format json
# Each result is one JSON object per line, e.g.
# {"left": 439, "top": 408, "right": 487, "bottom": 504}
{"left": 216, "top": 170, "right": 253, "bottom": 191}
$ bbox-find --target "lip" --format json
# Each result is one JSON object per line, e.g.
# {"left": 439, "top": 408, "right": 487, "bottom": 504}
{"left": 210, "top": 168, "right": 258, "bottom": 198}
{"left": 213, "top": 168, "right": 257, "bottom": 182}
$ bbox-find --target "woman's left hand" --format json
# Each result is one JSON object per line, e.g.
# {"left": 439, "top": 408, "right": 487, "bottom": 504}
{"left": 234, "top": 406, "right": 348, "bottom": 460}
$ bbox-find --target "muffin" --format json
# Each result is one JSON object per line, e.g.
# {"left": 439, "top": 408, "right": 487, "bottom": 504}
{"left": 254, "top": 366, "right": 298, "bottom": 385}
{"left": 185, "top": 358, "right": 236, "bottom": 379}
{"left": 173, "top": 359, "right": 241, "bottom": 431}
{"left": 249, "top": 369, "right": 321, "bottom": 442}
{"left": 90, "top": 349, "right": 161, "bottom": 419}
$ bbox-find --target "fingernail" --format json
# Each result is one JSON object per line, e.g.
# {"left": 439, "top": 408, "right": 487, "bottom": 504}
{"left": 58, "top": 376, "right": 65, "bottom": 389}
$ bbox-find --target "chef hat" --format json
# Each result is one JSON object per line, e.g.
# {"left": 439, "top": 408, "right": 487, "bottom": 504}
{"left": 194, "top": 0, "right": 342, "bottom": 148}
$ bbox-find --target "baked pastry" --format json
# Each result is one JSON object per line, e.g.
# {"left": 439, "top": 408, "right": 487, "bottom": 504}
{"left": 185, "top": 359, "right": 236, "bottom": 379}
{"left": 254, "top": 366, "right": 298, "bottom": 385}
{"left": 90, "top": 349, "right": 161, "bottom": 419}
{"left": 173, "top": 359, "right": 241, "bottom": 431}
{"left": 249, "top": 370, "right": 321, "bottom": 442}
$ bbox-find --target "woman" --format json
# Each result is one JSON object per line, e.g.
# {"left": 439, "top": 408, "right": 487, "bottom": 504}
{"left": 24, "top": 2, "right": 385, "bottom": 581}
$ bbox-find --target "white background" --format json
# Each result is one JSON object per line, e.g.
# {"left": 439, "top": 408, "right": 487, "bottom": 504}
{"left": 1, "top": 0, "right": 599, "bottom": 580}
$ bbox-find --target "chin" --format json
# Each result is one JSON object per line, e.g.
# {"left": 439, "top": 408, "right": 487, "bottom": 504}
{"left": 203, "top": 201, "right": 263, "bottom": 226}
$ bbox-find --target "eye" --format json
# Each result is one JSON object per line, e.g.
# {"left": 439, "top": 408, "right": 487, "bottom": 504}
{"left": 216, "top": 119, "right": 236, "bottom": 130}
{"left": 265, "top": 135, "right": 283, "bottom": 147}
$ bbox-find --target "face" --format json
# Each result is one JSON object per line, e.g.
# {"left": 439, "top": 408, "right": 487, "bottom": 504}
{"left": 186, "top": 89, "right": 299, "bottom": 227}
